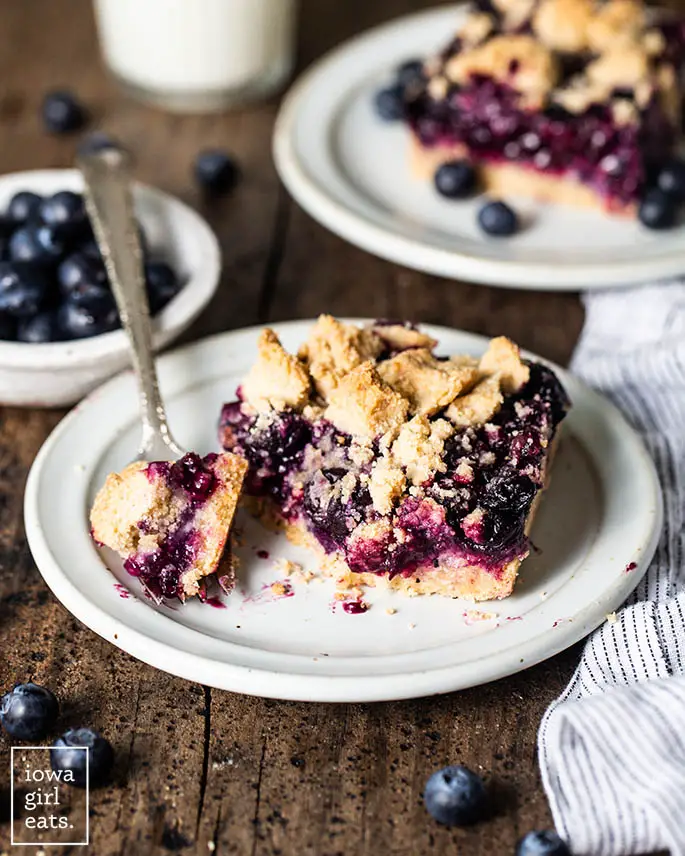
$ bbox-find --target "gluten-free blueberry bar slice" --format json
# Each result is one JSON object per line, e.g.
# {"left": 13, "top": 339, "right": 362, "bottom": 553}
{"left": 402, "top": 0, "right": 685, "bottom": 213}
{"left": 219, "top": 317, "right": 569, "bottom": 601}
{"left": 91, "top": 452, "right": 247, "bottom": 602}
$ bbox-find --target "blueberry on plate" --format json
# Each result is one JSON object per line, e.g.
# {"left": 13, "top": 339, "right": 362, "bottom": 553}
{"left": 396, "top": 58, "right": 424, "bottom": 90}
{"left": 57, "top": 251, "right": 107, "bottom": 296}
{"left": 424, "top": 765, "right": 488, "bottom": 826}
{"left": 638, "top": 188, "right": 677, "bottom": 230}
{"left": 0, "top": 262, "right": 49, "bottom": 316}
{"left": 374, "top": 85, "right": 405, "bottom": 121}
{"left": 516, "top": 830, "right": 570, "bottom": 856}
{"left": 478, "top": 200, "right": 519, "bottom": 236}
{"left": 0, "top": 683, "right": 59, "bottom": 741}
{"left": 17, "top": 311, "right": 62, "bottom": 343}
{"left": 434, "top": 160, "right": 477, "bottom": 199}
{"left": 50, "top": 728, "right": 114, "bottom": 789}
{"left": 58, "top": 299, "right": 119, "bottom": 339}
{"left": 9, "top": 224, "right": 65, "bottom": 264}
{"left": 41, "top": 89, "right": 87, "bottom": 134}
{"left": 0, "top": 313, "right": 16, "bottom": 340}
{"left": 193, "top": 149, "right": 239, "bottom": 195}
{"left": 656, "top": 158, "right": 685, "bottom": 201}
{"left": 7, "top": 191, "right": 43, "bottom": 224}
{"left": 145, "top": 261, "right": 180, "bottom": 313}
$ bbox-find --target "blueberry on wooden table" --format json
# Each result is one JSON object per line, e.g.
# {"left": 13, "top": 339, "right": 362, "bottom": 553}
{"left": 478, "top": 200, "right": 519, "bottom": 236}
{"left": 374, "top": 85, "right": 405, "bottom": 121}
{"left": 50, "top": 728, "right": 114, "bottom": 789}
{"left": 638, "top": 188, "right": 677, "bottom": 230}
{"left": 516, "top": 830, "right": 571, "bottom": 855}
{"left": 434, "top": 160, "right": 477, "bottom": 199}
{"left": 0, "top": 683, "right": 59, "bottom": 741}
{"left": 194, "top": 149, "right": 240, "bottom": 195}
{"left": 41, "top": 89, "right": 87, "bottom": 134}
{"left": 423, "top": 765, "right": 488, "bottom": 826}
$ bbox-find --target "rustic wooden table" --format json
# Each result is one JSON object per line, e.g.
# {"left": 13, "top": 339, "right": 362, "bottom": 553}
{"left": 0, "top": 0, "right": 588, "bottom": 853}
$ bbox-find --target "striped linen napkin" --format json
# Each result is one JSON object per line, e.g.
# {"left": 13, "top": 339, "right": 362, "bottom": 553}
{"left": 538, "top": 283, "right": 685, "bottom": 856}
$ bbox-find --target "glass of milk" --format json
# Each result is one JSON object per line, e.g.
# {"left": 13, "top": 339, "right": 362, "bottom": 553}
{"left": 93, "top": 0, "right": 298, "bottom": 112}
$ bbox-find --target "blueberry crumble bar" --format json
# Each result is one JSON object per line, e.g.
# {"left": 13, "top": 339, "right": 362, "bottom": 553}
{"left": 219, "top": 317, "right": 569, "bottom": 601}
{"left": 91, "top": 452, "right": 247, "bottom": 602}
{"left": 403, "top": 0, "right": 685, "bottom": 213}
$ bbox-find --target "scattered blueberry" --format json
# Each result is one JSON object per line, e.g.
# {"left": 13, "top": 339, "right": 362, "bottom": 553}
{"left": 0, "top": 262, "right": 49, "bottom": 316}
{"left": 0, "top": 313, "right": 16, "bottom": 340}
{"left": 396, "top": 58, "right": 424, "bottom": 90}
{"left": 58, "top": 251, "right": 107, "bottom": 297}
{"left": 57, "top": 299, "right": 119, "bottom": 339}
{"left": 7, "top": 191, "right": 42, "bottom": 224}
{"left": 193, "top": 149, "right": 239, "bottom": 195}
{"left": 9, "top": 225, "right": 65, "bottom": 264}
{"left": 0, "top": 683, "right": 59, "bottom": 741}
{"left": 77, "top": 131, "right": 120, "bottom": 156}
{"left": 424, "top": 765, "right": 488, "bottom": 826}
{"left": 145, "top": 261, "right": 180, "bottom": 313}
{"left": 434, "top": 160, "right": 477, "bottom": 199}
{"left": 374, "top": 85, "right": 405, "bottom": 121}
{"left": 477, "top": 200, "right": 519, "bottom": 236}
{"left": 50, "top": 728, "right": 114, "bottom": 789}
{"left": 516, "top": 830, "right": 570, "bottom": 856}
{"left": 656, "top": 159, "right": 685, "bottom": 201}
{"left": 638, "top": 188, "right": 677, "bottom": 229}
{"left": 41, "top": 90, "right": 87, "bottom": 134}
{"left": 17, "top": 311, "right": 62, "bottom": 343}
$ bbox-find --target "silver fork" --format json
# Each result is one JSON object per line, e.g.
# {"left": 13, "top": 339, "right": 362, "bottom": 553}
{"left": 78, "top": 147, "right": 185, "bottom": 463}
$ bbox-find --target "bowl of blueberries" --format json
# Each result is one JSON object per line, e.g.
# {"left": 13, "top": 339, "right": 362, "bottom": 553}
{"left": 0, "top": 168, "right": 221, "bottom": 406}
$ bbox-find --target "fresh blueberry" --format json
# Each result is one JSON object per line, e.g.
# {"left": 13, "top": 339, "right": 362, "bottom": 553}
{"left": 50, "top": 728, "right": 114, "bottom": 789}
{"left": 193, "top": 149, "right": 239, "bottom": 195}
{"left": 57, "top": 299, "right": 119, "bottom": 339}
{"left": 374, "top": 85, "right": 405, "bottom": 121}
{"left": 434, "top": 160, "right": 477, "bottom": 199}
{"left": 77, "top": 131, "right": 120, "bottom": 156}
{"left": 17, "top": 311, "right": 62, "bottom": 343}
{"left": 656, "top": 159, "right": 685, "bottom": 201}
{"left": 0, "top": 683, "right": 59, "bottom": 741}
{"left": 9, "top": 225, "right": 65, "bottom": 264}
{"left": 66, "top": 282, "right": 116, "bottom": 315}
{"left": 516, "top": 830, "right": 570, "bottom": 856}
{"left": 39, "top": 191, "right": 86, "bottom": 229}
{"left": 0, "top": 262, "right": 49, "bottom": 316}
{"left": 57, "top": 251, "right": 108, "bottom": 297}
{"left": 145, "top": 261, "right": 180, "bottom": 313}
{"left": 0, "top": 313, "right": 16, "bottom": 340}
{"left": 396, "top": 58, "right": 424, "bottom": 90}
{"left": 424, "top": 765, "right": 488, "bottom": 826}
{"left": 639, "top": 188, "right": 677, "bottom": 229}
{"left": 41, "top": 90, "right": 87, "bottom": 134}
{"left": 478, "top": 200, "right": 519, "bottom": 236}
{"left": 7, "top": 191, "right": 43, "bottom": 224}
{"left": 482, "top": 472, "right": 536, "bottom": 513}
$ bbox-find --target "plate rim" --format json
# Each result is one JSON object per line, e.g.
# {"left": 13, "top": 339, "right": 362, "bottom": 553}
{"left": 24, "top": 322, "right": 663, "bottom": 702}
{"left": 273, "top": 3, "right": 685, "bottom": 290}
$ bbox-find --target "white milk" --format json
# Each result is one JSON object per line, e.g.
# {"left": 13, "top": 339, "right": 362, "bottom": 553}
{"left": 93, "top": 0, "right": 298, "bottom": 111}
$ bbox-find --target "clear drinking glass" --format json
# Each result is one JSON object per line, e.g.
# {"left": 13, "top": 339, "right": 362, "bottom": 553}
{"left": 93, "top": 0, "right": 298, "bottom": 113}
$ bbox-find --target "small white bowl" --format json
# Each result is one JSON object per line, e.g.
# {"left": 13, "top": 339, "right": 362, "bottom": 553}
{"left": 0, "top": 168, "right": 221, "bottom": 407}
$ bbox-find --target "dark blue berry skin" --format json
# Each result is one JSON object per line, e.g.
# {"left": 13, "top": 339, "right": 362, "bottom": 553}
{"left": 7, "top": 191, "right": 43, "bottom": 224}
{"left": 0, "top": 313, "right": 16, "bottom": 340}
{"left": 9, "top": 225, "right": 65, "bottom": 264}
{"left": 516, "top": 830, "right": 570, "bottom": 856}
{"left": 0, "top": 683, "right": 59, "bottom": 741}
{"left": 17, "top": 311, "right": 62, "bottom": 343}
{"left": 478, "top": 200, "right": 519, "bottom": 236}
{"left": 41, "top": 90, "right": 87, "bottom": 134}
{"left": 434, "top": 160, "right": 477, "bottom": 199}
{"left": 57, "top": 252, "right": 107, "bottom": 297}
{"left": 39, "top": 191, "right": 86, "bottom": 228}
{"left": 656, "top": 159, "right": 685, "bottom": 201}
{"left": 67, "top": 283, "right": 116, "bottom": 315}
{"left": 194, "top": 150, "right": 239, "bottom": 195}
{"left": 639, "top": 188, "right": 677, "bottom": 230}
{"left": 77, "top": 131, "right": 120, "bottom": 156}
{"left": 374, "top": 85, "right": 405, "bottom": 121}
{"left": 57, "top": 299, "right": 119, "bottom": 339}
{"left": 145, "top": 261, "right": 180, "bottom": 313}
{"left": 397, "top": 58, "right": 424, "bottom": 90}
{"left": 0, "top": 262, "right": 49, "bottom": 316}
{"left": 50, "top": 728, "right": 114, "bottom": 789}
{"left": 424, "top": 766, "right": 488, "bottom": 827}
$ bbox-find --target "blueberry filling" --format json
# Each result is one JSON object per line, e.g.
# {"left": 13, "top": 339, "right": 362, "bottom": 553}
{"left": 220, "top": 361, "right": 569, "bottom": 580}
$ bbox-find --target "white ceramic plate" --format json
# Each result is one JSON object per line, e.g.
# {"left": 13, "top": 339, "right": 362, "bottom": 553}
{"left": 274, "top": 4, "right": 685, "bottom": 289}
{"left": 24, "top": 322, "right": 662, "bottom": 702}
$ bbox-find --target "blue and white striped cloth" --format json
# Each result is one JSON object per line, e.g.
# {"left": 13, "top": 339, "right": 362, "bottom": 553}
{"left": 538, "top": 283, "right": 685, "bottom": 856}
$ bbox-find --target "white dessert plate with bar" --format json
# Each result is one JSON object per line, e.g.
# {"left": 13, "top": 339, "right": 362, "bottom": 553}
{"left": 24, "top": 319, "right": 661, "bottom": 702}
{"left": 274, "top": 2, "right": 685, "bottom": 289}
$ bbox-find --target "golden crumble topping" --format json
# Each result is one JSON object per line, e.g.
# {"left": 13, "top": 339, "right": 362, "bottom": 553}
{"left": 242, "top": 329, "right": 311, "bottom": 413}
{"left": 368, "top": 458, "right": 407, "bottom": 514}
{"left": 371, "top": 323, "right": 438, "bottom": 352}
{"left": 391, "top": 416, "right": 454, "bottom": 486}
{"left": 446, "top": 374, "right": 504, "bottom": 428}
{"left": 479, "top": 336, "right": 530, "bottom": 393}
{"left": 325, "top": 361, "right": 409, "bottom": 439}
